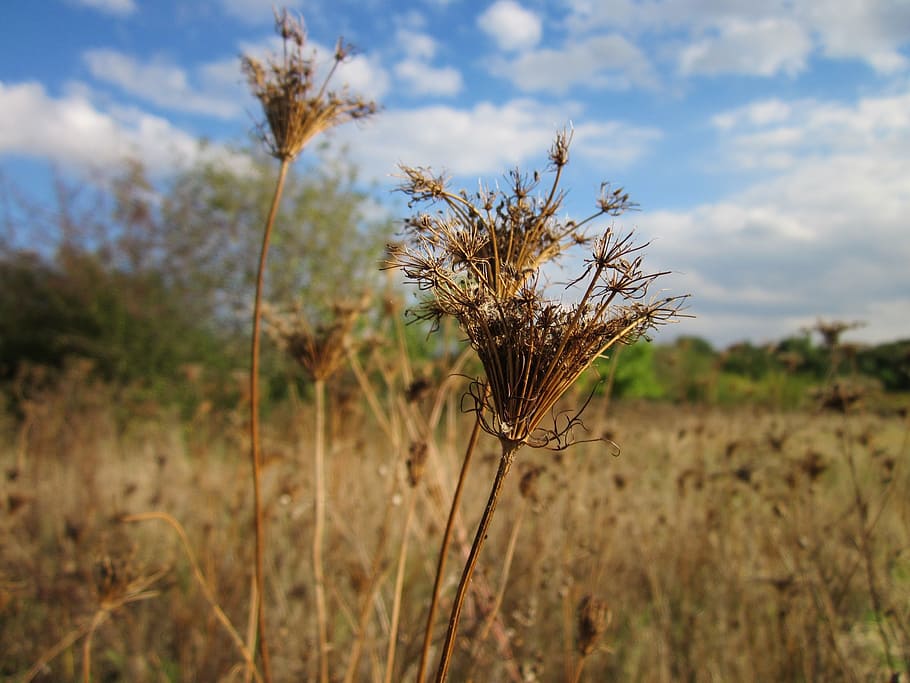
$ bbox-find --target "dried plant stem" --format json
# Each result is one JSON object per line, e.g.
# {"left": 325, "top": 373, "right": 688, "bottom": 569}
{"left": 82, "top": 609, "right": 109, "bottom": 683}
{"left": 435, "top": 442, "right": 519, "bottom": 682}
{"left": 570, "top": 657, "right": 589, "bottom": 683}
{"left": 383, "top": 486, "right": 418, "bottom": 683}
{"left": 121, "top": 512, "right": 262, "bottom": 682}
{"left": 313, "top": 377, "right": 330, "bottom": 683}
{"left": 416, "top": 406, "right": 486, "bottom": 683}
{"left": 341, "top": 464, "right": 401, "bottom": 683}
{"left": 477, "top": 497, "right": 526, "bottom": 644}
{"left": 21, "top": 615, "right": 93, "bottom": 682}
{"left": 249, "top": 157, "right": 290, "bottom": 683}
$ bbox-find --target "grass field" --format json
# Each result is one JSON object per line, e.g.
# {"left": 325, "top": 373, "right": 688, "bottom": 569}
{"left": 2, "top": 359, "right": 908, "bottom": 682}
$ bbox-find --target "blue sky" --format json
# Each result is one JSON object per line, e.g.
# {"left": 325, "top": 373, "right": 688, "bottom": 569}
{"left": 1, "top": 0, "right": 909, "bottom": 347}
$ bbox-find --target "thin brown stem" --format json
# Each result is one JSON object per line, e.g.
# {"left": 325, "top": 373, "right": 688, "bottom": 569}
{"left": 313, "top": 377, "right": 330, "bottom": 683}
{"left": 122, "top": 512, "right": 261, "bottom": 681}
{"left": 477, "top": 498, "right": 526, "bottom": 644}
{"left": 434, "top": 441, "right": 519, "bottom": 683}
{"left": 341, "top": 448, "right": 402, "bottom": 683}
{"left": 82, "top": 609, "right": 109, "bottom": 683}
{"left": 570, "top": 656, "right": 588, "bottom": 683}
{"left": 384, "top": 486, "right": 418, "bottom": 683}
{"left": 416, "top": 405, "right": 486, "bottom": 683}
{"left": 249, "top": 157, "right": 290, "bottom": 683}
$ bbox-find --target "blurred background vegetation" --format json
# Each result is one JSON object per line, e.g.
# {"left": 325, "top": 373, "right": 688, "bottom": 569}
{"left": 1, "top": 152, "right": 907, "bottom": 414}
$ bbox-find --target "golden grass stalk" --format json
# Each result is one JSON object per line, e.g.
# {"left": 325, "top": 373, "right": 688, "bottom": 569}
{"left": 387, "top": 132, "right": 687, "bottom": 680}
{"left": 121, "top": 512, "right": 262, "bottom": 682}
{"left": 383, "top": 442, "right": 427, "bottom": 683}
{"left": 268, "top": 297, "right": 367, "bottom": 683}
{"left": 415, "top": 394, "right": 486, "bottom": 683}
{"left": 241, "top": 9, "right": 377, "bottom": 681}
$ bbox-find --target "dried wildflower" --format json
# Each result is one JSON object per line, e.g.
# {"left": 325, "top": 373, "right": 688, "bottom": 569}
{"left": 576, "top": 594, "right": 611, "bottom": 656}
{"left": 407, "top": 441, "right": 429, "bottom": 487}
{"left": 388, "top": 133, "right": 685, "bottom": 451}
{"left": 266, "top": 297, "right": 366, "bottom": 381}
{"left": 393, "top": 130, "right": 638, "bottom": 301}
{"left": 397, "top": 133, "right": 688, "bottom": 682}
{"left": 242, "top": 9, "right": 378, "bottom": 161}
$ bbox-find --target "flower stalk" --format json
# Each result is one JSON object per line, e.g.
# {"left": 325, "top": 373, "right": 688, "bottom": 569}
{"left": 241, "top": 9, "right": 377, "bottom": 681}
{"left": 387, "top": 131, "right": 687, "bottom": 680}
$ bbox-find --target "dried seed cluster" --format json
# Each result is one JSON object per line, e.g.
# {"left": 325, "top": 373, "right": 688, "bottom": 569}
{"left": 266, "top": 298, "right": 366, "bottom": 381}
{"left": 387, "top": 132, "right": 686, "bottom": 449}
{"left": 242, "top": 10, "right": 377, "bottom": 161}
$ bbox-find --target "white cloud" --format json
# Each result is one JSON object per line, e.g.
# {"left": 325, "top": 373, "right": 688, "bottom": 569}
{"left": 799, "top": 0, "right": 910, "bottom": 74}
{"left": 333, "top": 51, "right": 391, "bottom": 101}
{"left": 0, "top": 81, "right": 244, "bottom": 176}
{"left": 679, "top": 18, "right": 811, "bottom": 77}
{"left": 571, "top": 121, "right": 663, "bottom": 167}
{"left": 71, "top": 0, "right": 136, "bottom": 16}
{"left": 394, "top": 60, "right": 463, "bottom": 96}
{"left": 713, "top": 90, "right": 910, "bottom": 169}
{"left": 712, "top": 99, "right": 791, "bottom": 130}
{"left": 396, "top": 29, "right": 438, "bottom": 61}
{"left": 83, "top": 49, "right": 244, "bottom": 119}
{"left": 488, "top": 34, "right": 659, "bottom": 93}
{"left": 478, "top": 0, "right": 543, "bottom": 52}
{"left": 564, "top": 0, "right": 910, "bottom": 77}
{"left": 636, "top": 85, "right": 910, "bottom": 345}
{"left": 329, "top": 99, "right": 659, "bottom": 182}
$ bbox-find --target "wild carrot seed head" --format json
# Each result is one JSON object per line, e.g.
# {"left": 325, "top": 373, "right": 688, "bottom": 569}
{"left": 387, "top": 133, "right": 687, "bottom": 450}
{"left": 242, "top": 9, "right": 378, "bottom": 161}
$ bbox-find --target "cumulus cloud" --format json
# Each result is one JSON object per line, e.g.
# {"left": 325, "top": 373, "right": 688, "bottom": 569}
{"left": 396, "top": 29, "right": 438, "bottom": 61}
{"left": 488, "top": 34, "right": 659, "bottom": 93}
{"left": 478, "top": 0, "right": 543, "bottom": 52}
{"left": 564, "top": 0, "right": 910, "bottom": 77}
{"left": 679, "top": 18, "right": 811, "bottom": 77}
{"left": 83, "top": 49, "right": 244, "bottom": 119}
{"left": 71, "top": 0, "right": 136, "bottom": 16}
{"left": 394, "top": 60, "right": 463, "bottom": 96}
{"left": 799, "top": 0, "right": 910, "bottom": 73}
{"left": 327, "top": 99, "right": 659, "bottom": 182}
{"left": 636, "top": 85, "right": 910, "bottom": 345}
{"left": 391, "top": 29, "right": 462, "bottom": 96}
{"left": 0, "top": 81, "right": 243, "bottom": 176}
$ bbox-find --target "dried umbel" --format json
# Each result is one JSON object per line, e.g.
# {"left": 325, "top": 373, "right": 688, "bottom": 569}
{"left": 576, "top": 594, "right": 612, "bottom": 656}
{"left": 407, "top": 441, "right": 429, "bottom": 488}
{"left": 242, "top": 9, "right": 378, "bottom": 161}
{"left": 266, "top": 298, "right": 366, "bottom": 381}
{"left": 388, "top": 132, "right": 686, "bottom": 450}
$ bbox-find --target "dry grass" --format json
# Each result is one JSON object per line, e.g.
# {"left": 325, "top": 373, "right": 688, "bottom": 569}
{"left": 3, "top": 359, "right": 908, "bottom": 681}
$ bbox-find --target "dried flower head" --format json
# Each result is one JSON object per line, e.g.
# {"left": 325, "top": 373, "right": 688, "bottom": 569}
{"left": 266, "top": 296, "right": 367, "bottom": 381}
{"left": 393, "top": 130, "right": 636, "bottom": 301}
{"left": 406, "top": 441, "right": 429, "bottom": 487}
{"left": 242, "top": 9, "right": 378, "bottom": 161}
{"left": 576, "top": 594, "right": 611, "bottom": 655}
{"left": 387, "top": 133, "right": 687, "bottom": 450}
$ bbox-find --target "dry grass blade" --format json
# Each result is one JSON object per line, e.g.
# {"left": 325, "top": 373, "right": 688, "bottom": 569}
{"left": 121, "top": 512, "right": 262, "bottom": 683}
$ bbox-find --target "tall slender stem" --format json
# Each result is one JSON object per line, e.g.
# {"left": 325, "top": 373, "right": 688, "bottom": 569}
{"left": 416, "top": 407, "right": 486, "bottom": 683}
{"left": 384, "top": 487, "right": 417, "bottom": 683}
{"left": 249, "top": 157, "right": 290, "bottom": 683}
{"left": 434, "top": 441, "right": 519, "bottom": 682}
{"left": 313, "top": 377, "right": 330, "bottom": 683}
